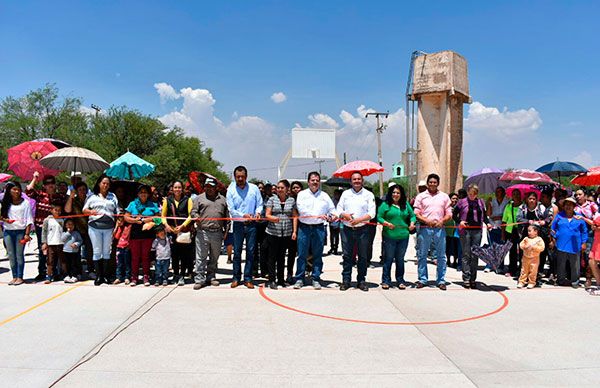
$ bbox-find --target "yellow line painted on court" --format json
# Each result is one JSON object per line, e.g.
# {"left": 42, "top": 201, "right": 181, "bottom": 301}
{"left": 0, "top": 282, "right": 86, "bottom": 327}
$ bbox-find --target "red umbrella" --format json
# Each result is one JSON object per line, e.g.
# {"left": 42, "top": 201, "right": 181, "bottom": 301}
{"left": 188, "top": 171, "right": 226, "bottom": 195}
{"left": 499, "top": 169, "right": 554, "bottom": 184}
{"left": 571, "top": 167, "right": 600, "bottom": 187}
{"left": 332, "top": 160, "right": 384, "bottom": 179}
{"left": 7, "top": 141, "right": 60, "bottom": 180}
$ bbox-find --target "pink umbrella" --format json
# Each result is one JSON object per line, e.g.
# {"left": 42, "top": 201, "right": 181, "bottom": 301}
{"left": 332, "top": 160, "right": 384, "bottom": 179}
{"left": 7, "top": 141, "right": 61, "bottom": 180}
{"left": 507, "top": 184, "right": 542, "bottom": 199}
{"left": 499, "top": 169, "right": 555, "bottom": 184}
{"left": 0, "top": 173, "right": 12, "bottom": 183}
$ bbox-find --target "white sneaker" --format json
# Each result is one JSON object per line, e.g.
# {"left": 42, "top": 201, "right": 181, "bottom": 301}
{"left": 64, "top": 277, "right": 71, "bottom": 284}
{"left": 484, "top": 268, "right": 491, "bottom": 273}
{"left": 527, "top": 284, "right": 534, "bottom": 289}
{"left": 70, "top": 276, "right": 78, "bottom": 283}
{"left": 293, "top": 280, "right": 303, "bottom": 289}
{"left": 517, "top": 283, "right": 524, "bottom": 289}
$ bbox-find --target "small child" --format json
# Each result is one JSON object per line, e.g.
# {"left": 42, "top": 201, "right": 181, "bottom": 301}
{"left": 113, "top": 216, "right": 132, "bottom": 285}
{"left": 62, "top": 219, "right": 83, "bottom": 283}
{"left": 518, "top": 225, "right": 546, "bottom": 289}
{"left": 151, "top": 226, "right": 171, "bottom": 286}
{"left": 41, "top": 203, "right": 66, "bottom": 284}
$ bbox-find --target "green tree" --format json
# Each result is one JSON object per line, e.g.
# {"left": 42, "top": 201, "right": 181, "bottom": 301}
{"left": 1, "top": 85, "right": 229, "bottom": 189}
{"left": 0, "top": 83, "right": 87, "bottom": 172}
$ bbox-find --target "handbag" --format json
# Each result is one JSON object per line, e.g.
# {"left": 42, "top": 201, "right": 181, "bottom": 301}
{"left": 176, "top": 231, "right": 192, "bottom": 244}
{"left": 171, "top": 200, "right": 193, "bottom": 244}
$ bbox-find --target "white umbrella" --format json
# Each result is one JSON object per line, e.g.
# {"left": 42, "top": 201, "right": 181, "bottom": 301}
{"left": 40, "top": 147, "right": 110, "bottom": 173}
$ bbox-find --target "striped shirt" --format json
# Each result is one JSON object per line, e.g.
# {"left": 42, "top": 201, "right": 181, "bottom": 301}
{"left": 265, "top": 195, "right": 296, "bottom": 237}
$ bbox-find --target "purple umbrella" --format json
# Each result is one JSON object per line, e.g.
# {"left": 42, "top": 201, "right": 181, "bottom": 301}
{"left": 472, "top": 240, "right": 513, "bottom": 271}
{"left": 464, "top": 167, "right": 509, "bottom": 194}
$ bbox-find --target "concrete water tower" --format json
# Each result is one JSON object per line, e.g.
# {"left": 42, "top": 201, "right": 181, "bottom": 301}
{"left": 408, "top": 50, "right": 471, "bottom": 193}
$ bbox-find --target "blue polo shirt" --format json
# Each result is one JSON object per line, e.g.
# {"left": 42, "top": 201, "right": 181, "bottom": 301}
{"left": 551, "top": 211, "right": 588, "bottom": 254}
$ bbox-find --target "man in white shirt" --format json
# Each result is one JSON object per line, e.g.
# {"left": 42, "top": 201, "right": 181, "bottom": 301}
{"left": 337, "top": 172, "right": 376, "bottom": 291}
{"left": 293, "top": 171, "right": 335, "bottom": 290}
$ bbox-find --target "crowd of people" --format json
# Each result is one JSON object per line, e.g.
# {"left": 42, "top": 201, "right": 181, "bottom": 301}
{"left": 2, "top": 166, "right": 600, "bottom": 292}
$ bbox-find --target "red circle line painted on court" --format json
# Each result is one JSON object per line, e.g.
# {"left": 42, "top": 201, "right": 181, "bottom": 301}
{"left": 258, "top": 286, "right": 509, "bottom": 326}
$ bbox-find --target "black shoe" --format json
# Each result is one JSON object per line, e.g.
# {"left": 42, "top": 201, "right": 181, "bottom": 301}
{"left": 34, "top": 273, "right": 46, "bottom": 282}
{"left": 94, "top": 277, "right": 103, "bottom": 286}
{"left": 358, "top": 282, "right": 368, "bottom": 292}
{"left": 339, "top": 282, "right": 350, "bottom": 291}
{"left": 416, "top": 282, "right": 425, "bottom": 289}
{"left": 269, "top": 282, "right": 278, "bottom": 290}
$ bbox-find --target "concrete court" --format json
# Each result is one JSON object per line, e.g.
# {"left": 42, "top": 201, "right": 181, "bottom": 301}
{"left": 1, "top": 231, "right": 599, "bottom": 388}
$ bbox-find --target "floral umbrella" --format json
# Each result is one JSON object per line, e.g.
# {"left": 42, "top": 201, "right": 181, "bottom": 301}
{"left": 499, "top": 169, "right": 555, "bottom": 184}
{"left": 7, "top": 140, "right": 61, "bottom": 180}
{"left": 472, "top": 240, "right": 513, "bottom": 272}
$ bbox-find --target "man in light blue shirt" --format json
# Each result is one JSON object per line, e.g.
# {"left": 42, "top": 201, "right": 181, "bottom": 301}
{"left": 226, "top": 165, "right": 263, "bottom": 288}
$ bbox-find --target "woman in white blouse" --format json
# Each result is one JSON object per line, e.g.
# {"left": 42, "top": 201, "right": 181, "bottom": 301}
{"left": 1, "top": 182, "right": 33, "bottom": 285}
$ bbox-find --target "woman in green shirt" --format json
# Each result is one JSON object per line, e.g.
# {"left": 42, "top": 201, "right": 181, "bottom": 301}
{"left": 377, "top": 184, "right": 416, "bottom": 289}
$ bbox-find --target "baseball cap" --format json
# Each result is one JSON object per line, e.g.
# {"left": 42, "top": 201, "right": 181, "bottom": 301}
{"left": 204, "top": 177, "right": 217, "bottom": 186}
{"left": 417, "top": 180, "right": 427, "bottom": 187}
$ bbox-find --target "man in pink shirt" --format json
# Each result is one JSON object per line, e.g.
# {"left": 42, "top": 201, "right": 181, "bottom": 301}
{"left": 413, "top": 173, "right": 452, "bottom": 290}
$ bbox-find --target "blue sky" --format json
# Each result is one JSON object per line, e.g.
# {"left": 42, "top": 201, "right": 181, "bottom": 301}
{"left": 2, "top": 0, "right": 599, "bottom": 180}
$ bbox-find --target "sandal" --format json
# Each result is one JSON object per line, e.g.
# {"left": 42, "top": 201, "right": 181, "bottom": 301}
{"left": 8, "top": 278, "right": 16, "bottom": 285}
{"left": 381, "top": 283, "right": 390, "bottom": 290}
{"left": 398, "top": 283, "right": 406, "bottom": 290}
{"left": 14, "top": 278, "right": 24, "bottom": 286}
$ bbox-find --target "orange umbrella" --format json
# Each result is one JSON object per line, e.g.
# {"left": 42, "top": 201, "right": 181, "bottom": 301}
{"left": 571, "top": 167, "right": 600, "bottom": 186}
{"left": 7, "top": 141, "right": 60, "bottom": 180}
{"left": 332, "top": 160, "right": 384, "bottom": 179}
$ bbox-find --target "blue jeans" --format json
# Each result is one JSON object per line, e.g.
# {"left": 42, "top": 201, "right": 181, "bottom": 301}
{"left": 88, "top": 227, "right": 113, "bottom": 261}
{"left": 417, "top": 227, "right": 447, "bottom": 285}
{"left": 341, "top": 226, "right": 370, "bottom": 283}
{"left": 155, "top": 259, "right": 170, "bottom": 283}
{"left": 382, "top": 237, "right": 409, "bottom": 285}
{"left": 295, "top": 223, "right": 326, "bottom": 282}
{"left": 4, "top": 229, "right": 26, "bottom": 279}
{"left": 116, "top": 247, "right": 131, "bottom": 281}
{"left": 233, "top": 222, "right": 257, "bottom": 282}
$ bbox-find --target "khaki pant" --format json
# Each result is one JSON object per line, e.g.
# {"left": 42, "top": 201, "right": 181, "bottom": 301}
{"left": 519, "top": 254, "right": 539, "bottom": 285}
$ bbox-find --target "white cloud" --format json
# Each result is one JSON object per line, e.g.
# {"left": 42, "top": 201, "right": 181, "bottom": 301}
{"left": 298, "top": 105, "right": 407, "bottom": 176}
{"left": 572, "top": 151, "right": 593, "bottom": 168}
{"left": 307, "top": 113, "right": 339, "bottom": 129}
{"left": 154, "top": 82, "right": 180, "bottom": 104}
{"left": 155, "top": 83, "right": 279, "bottom": 176}
{"left": 465, "top": 101, "right": 542, "bottom": 137}
{"left": 79, "top": 106, "right": 97, "bottom": 116}
{"left": 463, "top": 101, "right": 545, "bottom": 172}
{"left": 270, "top": 92, "right": 287, "bottom": 104}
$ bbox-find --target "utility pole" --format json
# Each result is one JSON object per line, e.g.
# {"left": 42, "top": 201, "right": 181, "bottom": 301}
{"left": 91, "top": 104, "right": 101, "bottom": 118}
{"left": 365, "top": 111, "right": 388, "bottom": 197}
{"left": 315, "top": 159, "right": 325, "bottom": 176}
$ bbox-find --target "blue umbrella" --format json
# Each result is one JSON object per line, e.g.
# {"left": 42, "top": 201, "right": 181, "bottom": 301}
{"left": 464, "top": 167, "right": 509, "bottom": 194}
{"left": 536, "top": 161, "right": 587, "bottom": 179}
{"left": 105, "top": 151, "right": 155, "bottom": 180}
